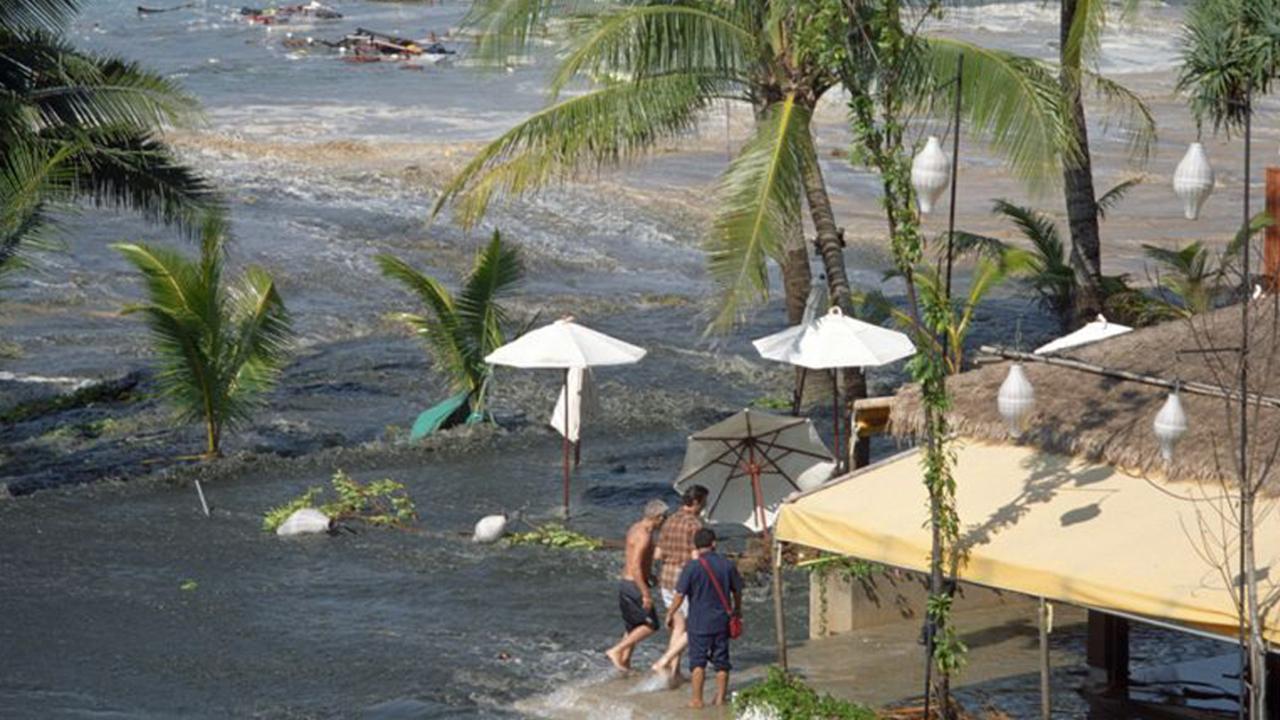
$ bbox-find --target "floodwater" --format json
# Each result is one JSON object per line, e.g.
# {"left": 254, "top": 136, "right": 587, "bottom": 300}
{"left": 0, "top": 0, "right": 1249, "bottom": 717}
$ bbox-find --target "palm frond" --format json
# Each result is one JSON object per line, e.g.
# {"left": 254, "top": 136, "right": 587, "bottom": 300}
{"left": 456, "top": 231, "right": 524, "bottom": 362}
{"left": 463, "top": 0, "right": 565, "bottom": 66}
{"left": 61, "top": 131, "right": 221, "bottom": 238}
{"left": 947, "top": 231, "right": 1010, "bottom": 262}
{"left": 991, "top": 199, "right": 1063, "bottom": 261}
{"left": 377, "top": 253, "right": 474, "bottom": 394}
{"left": 705, "top": 94, "right": 808, "bottom": 331}
{"left": 7, "top": 34, "right": 200, "bottom": 133}
{"left": 0, "top": 0, "right": 79, "bottom": 35}
{"left": 921, "top": 37, "right": 1074, "bottom": 190}
{"left": 433, "top": 74, "right": 719, "bottom": 227}
{"left": 1095, "top": 176, "right": 1143, "bottom": 220}
{"left": 1082, "top": 70, "right": 1156, "bottom": 163}
{"left": 549, "top": 4, "right": 754, "bottom": 96}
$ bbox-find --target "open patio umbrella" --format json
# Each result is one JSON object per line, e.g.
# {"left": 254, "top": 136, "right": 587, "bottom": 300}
{"left": 675, "top": 409, "right": 835, "bottom": 535}
{"left": 752, "top": 306, "right": 915, "bottom": 468}
{"left": 1034, "top": 314, "right": 1132, "bottom": 355}
{"left": 485, "top": 317, "right": 645, "bottom": 516}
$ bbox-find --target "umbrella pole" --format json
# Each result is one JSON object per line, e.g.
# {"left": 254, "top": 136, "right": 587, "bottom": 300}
{"left": 831, "top": 370, "right": 841, "bottom": 473}
{"left": 791, "top": 368, "right": 807, "bottom": 416}
{"left": 772, "top": 536, "right": 788, "bottom": 670}
{"left": 562, "top": 368, "right": 571, "bottom": 518}
{"left": 748, "top": 444, "right": 768, "bottom": 544}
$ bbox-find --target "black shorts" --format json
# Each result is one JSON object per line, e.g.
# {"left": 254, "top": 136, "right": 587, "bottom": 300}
{"left": 618, "top": 580, "right": 658, "bottom": 632}
{"left": 688, "top": 630, "right": 731, "bottom": 672}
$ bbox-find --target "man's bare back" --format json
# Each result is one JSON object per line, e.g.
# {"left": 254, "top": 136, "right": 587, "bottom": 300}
{"left": 622, "top": 519, "right": 656, "bottom": 589}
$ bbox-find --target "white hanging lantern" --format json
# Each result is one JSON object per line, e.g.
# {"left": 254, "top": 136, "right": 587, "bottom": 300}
{"left": 911, "top": 135, "right": 951, "bottom": 215}
{"left": 1173, "top": 142, "right": 1214, "bottom": 220}
{"left": 997, "top": 363, "right": 1035, "bottom": 438}
{"left": 1152, "top": 391, "right": 1188, "bottom": 463}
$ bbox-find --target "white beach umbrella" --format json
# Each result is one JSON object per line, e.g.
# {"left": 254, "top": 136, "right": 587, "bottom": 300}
{"left": 751, "top": 306, "right": 915, "bottom": 466}
{"left": 1033, "top": 315, "right": 1132, "bottom": 355}
{"left": 675, "top": 409, "right": 835, "bottom": 535}
{"left": 485, "top": 317, "right": 646, "bottom": 516}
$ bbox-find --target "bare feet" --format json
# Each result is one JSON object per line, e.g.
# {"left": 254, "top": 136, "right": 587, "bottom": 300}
{"left": 605, "top": 647, "right": 628, "bottom": 672}
{"left": 687, "top": 699, "right": 704, "bottom": 709}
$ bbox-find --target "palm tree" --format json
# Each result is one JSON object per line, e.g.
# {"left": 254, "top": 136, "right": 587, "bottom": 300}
{"left": 377, "top": 231, "right": 523, "bottom": 421}
{"left": 437, "top": 1, "right": 1069, "bottom": 329}
{"left": 1, "top": 0, "right": 219, "bottom": 281}
{"left": 952, "top": 179, "right": 1142, "bottom": 330}
{"left": 113, "top": 225, "right": 292, "bottom": 514}
{"left": 1058, "top": 0, "right": 1157, "bottom": 320}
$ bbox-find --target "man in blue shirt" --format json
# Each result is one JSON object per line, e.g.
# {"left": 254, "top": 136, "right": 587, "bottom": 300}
{"left": 664, "top": 528, "right": 742, "bottom": 708}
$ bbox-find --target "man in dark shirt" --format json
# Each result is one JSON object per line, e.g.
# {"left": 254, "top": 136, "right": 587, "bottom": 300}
{"left": 664, "top": 528, "right": 742, "bottom": 709}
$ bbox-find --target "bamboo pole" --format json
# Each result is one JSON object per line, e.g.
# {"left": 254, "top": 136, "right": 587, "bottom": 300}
{"left": 772, "top": 537, "right": 788, "bottom": 670}
{"left": 979, "top": 346, "right": 1280, "bottom": 410}
{"left": 562, "top": 368, "right": 571, "bottom": 518}
{"left": 194, "top": 480, "right": 210, "bottom": 517}
{"left": 1040, "top": 598, "right": 1052, "bottom": 720}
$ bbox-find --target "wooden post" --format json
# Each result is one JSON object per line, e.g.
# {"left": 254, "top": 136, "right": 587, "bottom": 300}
{"left": 1039, "top": 598, "right": 1052, "bottom": 720}
{"left": 1266, "top": 167, "right": 1280, "bottom": 290}
{"left": 772, "top": 538, "right": 788, "bottom": 670}
{"left": 1086, "top": 611, "right": 1129, "bottom": 693}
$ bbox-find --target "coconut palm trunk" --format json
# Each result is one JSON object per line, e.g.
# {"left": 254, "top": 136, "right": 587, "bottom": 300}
{"left": 1060, "top": 0, "right": 1105, "bottom": 321}
{"left": 800, "top": 139, "right": 869, "bottom": 467}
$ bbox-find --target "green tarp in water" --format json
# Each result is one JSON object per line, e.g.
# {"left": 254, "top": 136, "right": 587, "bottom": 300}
{"left": 410, "top": 391, "right": 471, "bottom": 441}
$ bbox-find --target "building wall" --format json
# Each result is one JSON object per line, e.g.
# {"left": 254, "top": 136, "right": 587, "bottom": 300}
{"left": 809, "top": 569, "right": 1032, "bottom": 638}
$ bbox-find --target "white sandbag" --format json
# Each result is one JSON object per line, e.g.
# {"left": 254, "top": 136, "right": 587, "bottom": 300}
{"left": 277, "top": 508, "right": 331, "bottom": 536}
{"left": 473, "top": 514, "right": 508, "bottom": 543}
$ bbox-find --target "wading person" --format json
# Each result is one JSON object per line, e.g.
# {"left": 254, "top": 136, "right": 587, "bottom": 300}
{"left": 651, "top": 485, "right": 707, "bottom": 681}
{"left": 605, "top": 499, "right": 669, "bottom": 671}
{"left": 665, "top": 528, "right": 742, "bottom": 709}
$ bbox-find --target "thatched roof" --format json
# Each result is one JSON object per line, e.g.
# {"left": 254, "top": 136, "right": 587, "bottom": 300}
{"left": 890, "top": 302, "right": 1280, "bottom": 485}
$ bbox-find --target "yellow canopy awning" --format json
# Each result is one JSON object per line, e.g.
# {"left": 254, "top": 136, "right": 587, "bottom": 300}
{"left": 776, "top": 439, "right": 1280, "bottom": 644}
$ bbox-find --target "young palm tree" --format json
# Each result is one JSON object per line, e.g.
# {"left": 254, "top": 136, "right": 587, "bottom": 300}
{"left": 952, "top": 180, "right": 1142, "bottom": 330}
{"left": 1, "top": 0, "right": 219, "bottom": 281}
{"left": 113, "top": 226, "right": 292, "bottom": 512}
{"left": 376, "top": 231, "right": 523, "bottom": 420}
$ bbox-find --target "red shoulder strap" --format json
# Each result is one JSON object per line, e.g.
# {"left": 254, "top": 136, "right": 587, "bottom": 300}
{"left": 697, "top": 555, "right": 733, "bottom": 615}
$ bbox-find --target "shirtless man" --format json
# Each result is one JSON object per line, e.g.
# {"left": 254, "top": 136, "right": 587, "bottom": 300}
{"left": 605, "top": 499, "right": 669, "bottom": 671}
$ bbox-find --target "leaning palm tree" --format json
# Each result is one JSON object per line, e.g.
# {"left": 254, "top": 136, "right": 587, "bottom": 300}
{"left": 0, "top": 0, "right": 219, "bottom": 282}
{"left": 113, "top": 225, "right": 292, "bottom": 515}
{"left": 377, "top": 231, "right": 523, "bottom": 426}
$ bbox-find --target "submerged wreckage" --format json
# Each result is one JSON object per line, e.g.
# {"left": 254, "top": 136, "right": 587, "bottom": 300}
{"left": 239, "top": 2, "right": 342, "bottom": 25}
{"left": 284, "top": 28, "right": 456, "bottom": 65}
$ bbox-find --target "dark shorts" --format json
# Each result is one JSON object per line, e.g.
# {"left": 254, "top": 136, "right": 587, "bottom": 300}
{"left": 618, "top": 580, "right": 658, "bottom": 632}
{"left": 688, "top": 630, "right": 731, "bottom": 672}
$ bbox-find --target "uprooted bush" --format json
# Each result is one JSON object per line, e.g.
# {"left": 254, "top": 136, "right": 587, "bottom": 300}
{"left": 734, "top": 667, "right": 876, "bottom": 720}
{"left": 262, "top": 469, "right": 417, "bottom": 532}
{"left": 504, "top": 522, "right": 602, "bottom": 550}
